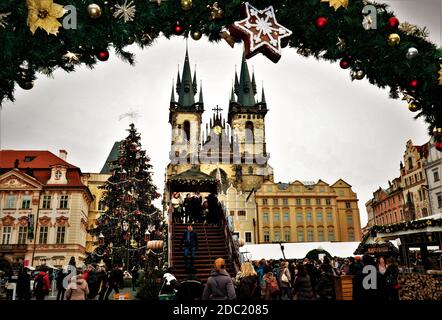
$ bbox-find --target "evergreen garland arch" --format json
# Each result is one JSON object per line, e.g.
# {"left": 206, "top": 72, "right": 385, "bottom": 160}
{"left": 0, "top": 0, "right": 441, "bottom": 137}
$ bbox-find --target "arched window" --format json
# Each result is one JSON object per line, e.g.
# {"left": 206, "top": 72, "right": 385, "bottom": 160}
{"left": 245, "top": 121, "right": 254, "bottom": 143}
{"left": 183, "top": 121, "right": 190, "bottom": 143}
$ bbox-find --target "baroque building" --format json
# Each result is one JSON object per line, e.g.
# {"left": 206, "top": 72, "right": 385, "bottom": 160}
{"left": 0, "top": 150, "right": 92, "bottom": 269}
{"left": 254, "top": 180, "right": 362, "bottom": 243}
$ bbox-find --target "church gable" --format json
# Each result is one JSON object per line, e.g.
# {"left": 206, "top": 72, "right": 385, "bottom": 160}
{"left": 0, "top": 169, "right": 42, "bottom": 191}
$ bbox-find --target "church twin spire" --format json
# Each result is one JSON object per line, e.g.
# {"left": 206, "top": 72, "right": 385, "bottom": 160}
{"left": 171, "top": 48, "right": 266, "bottom": 113}
{"left": 171, "top": 48, "right": 203, "bottom": 108}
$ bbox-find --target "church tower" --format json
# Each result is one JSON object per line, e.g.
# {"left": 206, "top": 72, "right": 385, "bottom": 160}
{"left": 169, "top": 48, "right": 204, "bottom": 167}
{"left": 227, "top": 56, "right": 272, "bottom": 191}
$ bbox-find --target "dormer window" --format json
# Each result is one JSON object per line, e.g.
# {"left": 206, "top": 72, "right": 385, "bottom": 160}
{"left": 55, "top": 170, "right": 62, "bottom": 180}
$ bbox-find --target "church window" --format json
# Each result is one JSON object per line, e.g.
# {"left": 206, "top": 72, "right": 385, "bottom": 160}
{"left": 248, "top": 166, "right": 253, "bottom": 175}
{"left": 183, "top": 121, "right": 190, "bottom": 143}
{"left": 245, "top": 121, "right": 254, "bottom": 143}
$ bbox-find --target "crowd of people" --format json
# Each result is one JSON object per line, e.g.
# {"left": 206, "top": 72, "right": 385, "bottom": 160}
{"left": 160, "top": 255, "right": 401, "bottom": 301}
{"left": 170, "top": 192, "right": 221, "bottom": 225}
{"left": 3, "top": 257, "right": 145, "bottom": 301}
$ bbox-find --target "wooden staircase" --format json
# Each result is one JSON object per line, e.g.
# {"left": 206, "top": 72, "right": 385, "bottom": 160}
{"left": 171, "top": 223, "right": 236, "bottom": 282}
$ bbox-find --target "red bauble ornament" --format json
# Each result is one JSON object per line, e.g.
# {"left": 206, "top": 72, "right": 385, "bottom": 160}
{"left": 340, "top": 60, "right": 350, "bottom": 69}
{"left": 130, "top": 142, "right": 138, "bottom": 152}
{"left": 96, "top": 50, "right": 109, "bottom": 61}
{"left": 409, "top": 79, "right": 419, "bottom": 88}
{"left": 315, "top": 17, "right": 328, "bottom": 29}
{"left": 173, "top": 23, "right": 184, "bottom": 35}
{"left": 134, "top": 210, "right": 141, "bottom": 216}
{"left": 435, "top": 141, "right": 442, "bottom": 152}
{"left": 388, "top": 17, "right": 400, "bottom": 29}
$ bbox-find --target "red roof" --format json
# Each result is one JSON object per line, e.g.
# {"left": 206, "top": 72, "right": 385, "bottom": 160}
{"left": 414, "top": 143, "right": 429, "bottom": 158}
{"left": 0, "top": 150, "right": 85, "bottom": 188}
{"left": 0, "top": 150, "right": 77, "bottom": 169}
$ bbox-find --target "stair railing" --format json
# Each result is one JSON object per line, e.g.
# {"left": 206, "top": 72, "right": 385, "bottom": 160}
{"left": 203, "top": 223, "right": 213, "bottom": 264}
{"left": 218, "top": 204, "right": 241, "bottom": 274}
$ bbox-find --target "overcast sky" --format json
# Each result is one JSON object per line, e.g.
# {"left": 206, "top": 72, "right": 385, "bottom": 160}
{"left": 1, "top": 1, "right": 441, "bottom": 227}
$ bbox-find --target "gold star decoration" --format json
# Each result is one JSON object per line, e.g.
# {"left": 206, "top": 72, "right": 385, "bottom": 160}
{"left": 336, "top": 37, "right": 346, "bottom": 50}
{"left": 439, "top": 64, "right": 442, "bottom": 86}
{"left": 0, "top": 12, "right": 11, "bottom": 28}
{"left": 402, "top": 93, "right": 415, "bottom": 104}
{"left": 63, "top": 51, "right": 81, "bottom": 65}
{"left": 321, "top": 0, "right": 349, "bottom": 11}
{"left": 27, "top": 0, "right": 66, "bottom": 35}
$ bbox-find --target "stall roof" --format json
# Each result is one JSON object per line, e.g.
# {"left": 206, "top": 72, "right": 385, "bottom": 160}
{"left": 240, "top": 242, "right": 360, "bottom": 260}
{"left": 167, "top": 167, "right": 218, "bottom": 193}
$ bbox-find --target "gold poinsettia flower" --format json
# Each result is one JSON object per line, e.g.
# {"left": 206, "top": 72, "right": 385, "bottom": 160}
{"left": 27, "top": 0, "right": 65, "bottom": 35}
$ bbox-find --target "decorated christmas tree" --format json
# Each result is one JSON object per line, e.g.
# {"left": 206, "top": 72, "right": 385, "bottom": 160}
{"left": 87, "top": 123, "right": 164, "bottom": 271}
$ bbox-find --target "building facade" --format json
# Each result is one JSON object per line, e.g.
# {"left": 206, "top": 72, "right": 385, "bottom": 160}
{"left": 424, "top": 138, "right": 442, "bottom": 214}
{"left": 254, "top": 180, "right": 362, "bottom": 244}
{"left": 400, "top": 140, "right": 430, "bottom": 219}
{"left": 0, "top": 150, "right": 92, "bottom": 269}
{"left": 371, "top": 178, "right": 405, "bottom": 226}
{"left": 84, "top": 173, "right": 110, "bottom": 253}
{"left": 218, "top": 185, "right": 257, "bottom": 244}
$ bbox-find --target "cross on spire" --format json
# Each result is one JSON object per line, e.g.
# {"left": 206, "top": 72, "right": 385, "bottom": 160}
{"left": 212, "top": 105, "right": 223, "bottom": 114}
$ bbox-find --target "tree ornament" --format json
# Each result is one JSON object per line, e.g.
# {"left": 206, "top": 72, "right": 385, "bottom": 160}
{"left": 18, "top": 80, "right": 34, "bottom": 90}
{"left": 173, "top": 22, "right": 184, "bottom": 35}
{"left": 130, "top": 142, "right": 138, "bottom": 152}
{"left": 409, "top": 79, "right": 419, "bottom": 89}
{"left": 320, "top": 0, "right": 349, "bottom": 11}
{"left": 315, "top": 16, "right": 329, "bottom": 29}
{"left": 388, "top": 17, "right": 400, "bottom": 29}
{"left": 27, "top": 0, "right": 66, "bottom": 35}
{"left": 387, "top": 33, "right": 400, "bottom": 46}
{"left": 127, "top": 36, "right": 135, "bottom": 45}
{"left": 406, "top": 47, "right": 418, "bottom": 60}
{"left": 113, "top": 1, "right": 136, "bottom": 23}
{"left": 435, "top": 141, "right": 442, "bottom": 152}
{"left": 340, "top": 59, "right": 350, "bottom": 69}
{"left": 362, "top": 14, "right": 375, "bottom": 30}
{"left": 351, "top": 69, "right": 365, "bottom": 80}
{"left": 208, "top": 2, "right": 224, "bottom": 20}
{"left": 191, "top": 30, "right": 202, "bottom": 41}
{"left": 88, "top": 4, "right": 102, "bottom": 19}
{"left": 408, "top": 102, "right": 420, "bottom": 112}
{"left": 336, "top": 37, "right": 346, "bottom": 50}
{"left": 228, "top": 2, "right": 293, "bottom": 63}
{"left": 63, "top": 51, "right": 81, "bottom": 65}
{"left": 96, "top": 50, "right": 109, "bottom": 61}
{"left": 181, "top": 0, "right": 193, "bottom": 11}
{"left": 432, "top": 127, "right": 442, "bottom": 138}
{"left": 399, "top": 22, "right": 429, "bottom": 39}
{"left": 0, "top": 12, "right": 11, "bottom": 29}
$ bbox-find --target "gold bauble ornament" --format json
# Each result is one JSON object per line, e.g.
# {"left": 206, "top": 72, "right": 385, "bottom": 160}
{"left": 408, "top": 102, "right": 420, "bottom": 112}
{"left": 88, "top": 4, "right": 102, "bottom": 19}
{"left": 387, "top": 33, "right": 401, "bottom": 46}
{"left": 191, "top": 30, "right": 202, "bottom": 41}
{"left": 181, "top": 0, "right": 193, "bottom": 11}
{"left": 351, "top": 69, "right": 365, "bottom": 80}
{"left": 127, "top": 36, "right": 135, "bottom": 45}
